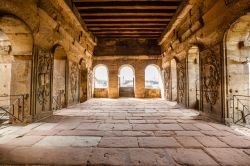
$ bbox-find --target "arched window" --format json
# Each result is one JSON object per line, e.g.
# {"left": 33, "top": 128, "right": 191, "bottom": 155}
{"left": 119, "top": 65, "right": 134, "bottom": 87}
{"left": 94, "top": 65, "right": 108, "bottom": 88}
{"left": 145, "top": 65, "right": 161, "bottom": 88}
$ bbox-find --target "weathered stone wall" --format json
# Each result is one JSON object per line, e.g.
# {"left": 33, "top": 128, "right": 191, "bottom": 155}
{"left": 160, "top": 0, "right": 250, "bottom": 122}
{"left": 93, "top": 56, "right": 162, "bottom": 98}
{"left": 0, "top": 0, "right": 95, "bottom": 122}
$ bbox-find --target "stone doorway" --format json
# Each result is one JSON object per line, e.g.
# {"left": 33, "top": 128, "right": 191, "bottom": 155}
{"left": 119, "top": 65, "right": 135, "bottom": 97}
{"left": 52, "top": 46, "right": 67, "bottom": 110}
{"left": 224, "top": 14, "right": 250, "bottom": 125}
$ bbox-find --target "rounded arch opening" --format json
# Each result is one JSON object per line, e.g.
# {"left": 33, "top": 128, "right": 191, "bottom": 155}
{"left": 224, "top": 13, "right": 250, "bottom": 123}
{"left": 93, "top": 64, "right": 109, "bottom": 98}
{"left": 145, "top": 64, "right": 163, "bottom": 98}
{"left": 94, "top": 64, "right": 109, "bottom": 88}
{"left": 118, "top": 64, "right": 135, "bottom": 97}
{"left": 0, "top": 15, "right": 33, "bottom": 121}
{"left": 118, "top": 65, "right": 135, "bottom": 88}
{"left": 187, "top": 46, "right": 200, "bottom": 109}
{"left": 52, "top": 45, "right": 68, "bottom": 109}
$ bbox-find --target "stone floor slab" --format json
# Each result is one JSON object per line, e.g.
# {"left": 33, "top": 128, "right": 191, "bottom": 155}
{"left": 35, "top": 136, "right": 101, "bottom": 147}
{"left": 98, "top": 137, "right": 138, "bottom": 148}
{"left": 206, "top": 148, "right": 250, "bottom": 166}
{"left": 166, "top": 148, "right": 219, "bottom": 166}
{"left": 129, "top": 148, "right": 176, "bottom": 166}
{"left": 138, "top": 137, "right": 181, "bottom": 148}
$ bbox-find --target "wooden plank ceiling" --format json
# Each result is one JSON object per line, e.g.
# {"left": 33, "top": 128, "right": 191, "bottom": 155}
{"left": 73, "top": 0, "right": 183, "bottom": 39}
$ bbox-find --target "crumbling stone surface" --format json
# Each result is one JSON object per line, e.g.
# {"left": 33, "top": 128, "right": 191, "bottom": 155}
{"left": 0, "top": 98, "right": 250, "bottom": 165}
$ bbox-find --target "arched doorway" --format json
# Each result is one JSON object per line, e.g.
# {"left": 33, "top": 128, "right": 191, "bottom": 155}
{"left": 171, "top": 59, "right": 177, "bottom": 101}
{"left": 145, "top": 64, "right": 163, "bottom": 98}
{"left": 118, "top": 65, "right": 135, "bottom": 97}
{"left": 79, "top": 58, "right": 88, "bottom": 103}
{"left": 93, "top": 65, "right": 108, "bottom": 98}
{"left": 224, "top": 14, "right": 250, "bottom": 124}
{"left": 0, "top": 15, "right": 33, "bottom": 122}
{"left": 187, "top": 46, "right": 200, "bottom": 109}
{"left": 52, "top": 45, "right": 67, "bottom": 110}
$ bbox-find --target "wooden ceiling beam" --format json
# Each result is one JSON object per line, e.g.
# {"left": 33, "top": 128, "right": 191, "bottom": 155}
{"left": 80, "top": 13, "right": 174, "bottom": 16}
{"left": 89, "top": 27, "right": 164, "bottom": 31}
{"left": 88, "top": 25, "right": 166, "bottom": 28}
{"left": 92, "top": 28, "right": 163, "bottom": 31}
{"left": 93, "top": 31, "right": 162, "bottom": 34}
{"left": 76, "top": 6, "right": 178, "bottom": 10}
{"left": 73, "top": 0, "right": 181, "bottom": 2}
{"left": 86, "top": 23, "right": 166, "bottom": 26}
{"left": 84, "top": 18, "right": 171, "bottom": 22}
{"left": 78, "top": 9, "right": 176, "bottom": 13}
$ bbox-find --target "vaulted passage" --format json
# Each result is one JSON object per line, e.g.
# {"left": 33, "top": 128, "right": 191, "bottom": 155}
{"left": 0, "top": 0, "right": 250, "bottom": 165}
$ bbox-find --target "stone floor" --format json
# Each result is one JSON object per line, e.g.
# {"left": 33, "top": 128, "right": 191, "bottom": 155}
{"left": 0, "top": 98, "right": 250, "bottom": 165}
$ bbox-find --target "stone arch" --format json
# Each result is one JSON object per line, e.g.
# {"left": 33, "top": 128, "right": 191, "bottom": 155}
{"left": 0, "top": 14, "right": 33, "bottom": 122}
{"left": 187, "top": 46, "right": 200, "bottom": 109}
{"left": 51, "top": 45, "right": 68, "bottom": 109}
{"left": 223, "top": 13, "right": 250, "bottom": 123}
{"left": 118, "top": 64, "right": 135, "bottom": 97}
{"left": 93, "top": 64, "right": 109, "bottom": 98}
{"left": 144, "top": 64, "right": 163, "bottom": 98}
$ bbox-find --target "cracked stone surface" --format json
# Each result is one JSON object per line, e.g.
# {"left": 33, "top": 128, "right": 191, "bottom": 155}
{"left": 0, "top": 98, "right": 250, "bottom": 165}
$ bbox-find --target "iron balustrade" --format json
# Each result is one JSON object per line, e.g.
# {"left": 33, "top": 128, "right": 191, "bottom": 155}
{"left": 0, "top": 94, "right": 28, "bottom": 123}
{"left": 231, "top": 95, "right": 250, "bottom": 125}
{"left": 52, "top": 90, "right": 65, "bottom": 111}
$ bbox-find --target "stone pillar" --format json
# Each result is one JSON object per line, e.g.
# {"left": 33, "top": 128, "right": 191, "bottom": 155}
{"left": 109, "top": 64, "right": 119, "bottom": 98}
{"left": 135, "top": 64, "right": 145, "bottom": 98}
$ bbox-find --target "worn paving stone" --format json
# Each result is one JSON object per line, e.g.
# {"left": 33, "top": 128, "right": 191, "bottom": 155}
{"left": 166, "top": 148, "right": 219, "bottom": 166}
{"left": 132, "top": 124, "right": 158, "bottom": 131}
{"left": 1, "top": 147, "right": 92, "bottom": 165}
{"left": 34, "top": 136, "right": 101, "bottom": 147}
{"left": 176, "top": 136, "right": 203, "bottom": 148}
{"left": 157, "top": 124, "right": 184, "bottom": 131}
{"left": 201, "top": 130, "right": 233, "bottom": 137}
{"left": 1, "top": 98, "right": 249, "bottom": 165}
{"left": 194, "top": 123, "right": 217, "bottom": 131}
{"left": 33, "top": 123, "right": 58, "bottom": 131}
{"left": 195, "top": 136, "right": 229, "bottom": 148}
{"left": 138, "top": 137, "right": 181, "bottom": 148}
{"left": 206, "top": 148, "right": 250, "bottom": 166}
{"left": 175, "top": 131, "right": 204, "bottom": 136}
{"left": 219, "top": 136, "right": 250, "bottom": 148}
{"left": 76, "top": 123, "right": 100, "bottom": 130}
{"left": 179, "top": 123, "right": 200, "bottom": 130}
{"left": 154, "top": 131, "right": 175, "bottom": 137}
{"left": 57, "top": 130, "right": 106, "bottom": 136}
{"left": 11, "top": 136, "right": 44, "bottom": 146}
{"left": 113, "top": 123, "right": 132, "bottom": 130}
{"left": 129, "top": 148, "right": 176, "bottom": 166}
{"left": 98, "top": 137, "right": 138, "bottom": 148}
{"left": 121, "top": 131, "right": 154, "bottom": 137}
{"left": 88, "top": 148, "right": 130, "bottom": 165}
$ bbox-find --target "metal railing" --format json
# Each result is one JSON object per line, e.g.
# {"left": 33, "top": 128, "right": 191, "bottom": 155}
{"left": 52, "top": 90, "right": 65, "bottom": 111}
{"left": 0, "top": 94, "right": 28, "bottom": 123}
{"left": 231, "top": 95, "right": 250, "bottom": 125}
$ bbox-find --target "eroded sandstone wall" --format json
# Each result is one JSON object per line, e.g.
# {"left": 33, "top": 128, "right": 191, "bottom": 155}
{"left": 160, "top": 0, "right": 250, "bottom": 122}
{"left": 93, "top": 56, "right": 162, "bottom": 98}
{"left": 0, "top": 0, "right": 96, "bottom": 122}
